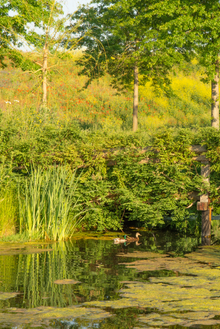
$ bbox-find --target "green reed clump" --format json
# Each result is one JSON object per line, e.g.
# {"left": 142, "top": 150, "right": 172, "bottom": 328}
{"left": 0, "top": 160, "right": 18, "bottom": 236}
{"left": 18, "top": 167, "right": 83, "bottom": 241}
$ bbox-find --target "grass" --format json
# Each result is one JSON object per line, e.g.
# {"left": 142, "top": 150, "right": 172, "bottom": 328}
{"left": 0, "top": 161, "right": 18, "bottom": 238}
{"left": 18, "top": 167, "right": 84, "bottom": 241}
{"left": 0, "top": 189, "right": 17, "bottom": 237}
{"left": 0, "top": 232, "right": 30, "bottom": 242}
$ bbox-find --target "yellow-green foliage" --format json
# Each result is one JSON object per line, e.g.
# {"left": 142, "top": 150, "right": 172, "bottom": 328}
{"left": 0, "top": 54, "right": 212, "bottom": 132}
{"left": 139, "top": 70, "right": 210, "bottom": 131}
{"left": 0, "top": 189, "right": 17, "bottom": 237}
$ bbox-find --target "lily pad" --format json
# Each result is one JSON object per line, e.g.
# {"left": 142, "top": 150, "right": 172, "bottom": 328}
{"left": 139, "top": 314, "right": 186, "bottom": 326}
{"left": 185, "top": 247, "right": 220, "bottom": 266}
{"left": 0, "top": 242, "right": 53, "bottom": 255}
{"left": 117, "top": 251, "right": 169, "bottom": 259}
{"left": 85, "top": 248, "right": 220, "bottom": 320}
{"left": 138, "top": 312, "right": 220, "bottom": 327}
{"left": 0, "top": 292, "right": 19, "bottom": 300}
{"left": 0, "top": 306, "right": 112, "bottom": 326}
{"left": 54, "top": 279, "right": 80, "bottom": 285}
{"left": 121, "top": 256, "right": 220, "bottom": 278}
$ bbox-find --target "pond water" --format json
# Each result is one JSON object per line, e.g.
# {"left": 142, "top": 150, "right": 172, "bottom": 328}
{"left": 1, "top": 230, "right": 220, "bottom": 328}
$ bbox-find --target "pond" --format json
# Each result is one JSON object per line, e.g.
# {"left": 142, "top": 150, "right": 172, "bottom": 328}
{"left": 1, "top": 230, "right": 220, "bottom": 328}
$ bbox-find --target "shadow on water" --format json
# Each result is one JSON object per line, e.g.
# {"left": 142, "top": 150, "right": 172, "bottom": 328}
{"left": 1, "top": 230, "right": 220, "bottom": 328}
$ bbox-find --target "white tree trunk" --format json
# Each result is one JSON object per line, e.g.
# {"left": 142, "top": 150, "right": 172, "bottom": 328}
{"left": 133, "top": 63, "right": 138, "bottom": 132}
{"left": 211, "top": 61, "right": 219, "bottom": 130}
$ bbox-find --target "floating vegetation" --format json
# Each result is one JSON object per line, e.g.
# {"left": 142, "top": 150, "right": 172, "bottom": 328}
{"left": 0, "top": 242, "right": 53, "bottom": 255}
{"left": 117, "top": 251, "right": 169, "bottom": 259}
{"left": 0, "top": 292, "right": 19, "bottom": 300}
{"left": 185, "top": 246, "right": 220, "bottom": 266}
{"left": 1, "top": 235, "right": 220, "bottom": 328}
{"left": 54, "top": 279, "right": 80, "bottom": 285}
{"left": 83, "top": 247, "right": 220, "bottom": 326}
{"left": 0, "top": 306, "right": 112, "bottom": 327}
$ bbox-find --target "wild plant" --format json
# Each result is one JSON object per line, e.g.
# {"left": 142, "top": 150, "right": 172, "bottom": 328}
{"left": 0, "top": 159, "right": 18, "bottom": 236}
{"left": 18, "top": 166, "right": 84, "bottom": 241}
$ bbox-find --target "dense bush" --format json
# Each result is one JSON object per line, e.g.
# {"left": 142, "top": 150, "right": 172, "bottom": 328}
{"left": 1, "top": 117, "right": 220, "bottom": 239}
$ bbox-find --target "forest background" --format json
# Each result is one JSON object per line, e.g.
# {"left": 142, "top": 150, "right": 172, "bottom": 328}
{"left": 1, "top": 0, "right": 220, "bottom": 241}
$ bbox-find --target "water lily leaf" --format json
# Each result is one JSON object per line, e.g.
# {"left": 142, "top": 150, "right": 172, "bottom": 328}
{"left": 185, "top": 247, "right": 220, "bottom": 266}
{"left": 138, "top": 313, "right": 220, "bottom": 327}
{"left": 169, "top": 311, "right": 214, "bottom": 320}
{"left": 85, "top": 249, "right": 220, "bottom": 317}
{"left": 0, "top": 243, "right": 52, "bottom": 255}
{"left": 139, "top": 314, "right": 186, "bottom": 326}
{"left": 122, "top": 256, "right": 220, "bottom": 278}
{"left": 117, "top": 251, "right": 169, "bottom": 258}
{"left": 54, "top": 279, "right": 80, "bottom": 284}
{"left": 186, "top": 320, "right": 220, "bottom": 326}
{"left": 0, "top": 292, "right": 19, "bottom": 300}
{"left": 0, "top": 306, "right": 112, "bottom": 326}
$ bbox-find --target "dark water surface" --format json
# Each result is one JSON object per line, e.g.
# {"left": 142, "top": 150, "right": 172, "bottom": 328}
{"left": 1, "top": 230, "right": 220, "bottom": 328}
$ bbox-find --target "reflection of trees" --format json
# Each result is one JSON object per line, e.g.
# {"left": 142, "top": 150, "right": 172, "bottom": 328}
{"left": 10, "top": 239, "right": 138, "bottom": 308}
{"left": 0, "top": 232, "right": 200, "bottom": 309}
{"left": 0, "top": 254, "right": 18, "bottom": 309}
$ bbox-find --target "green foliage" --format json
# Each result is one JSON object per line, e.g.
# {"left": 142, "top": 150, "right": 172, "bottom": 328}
{"left": 2, "top": 101, "right": 220, "bottom": 236}
{"left": 0, "top": 120, "right": 215, "bottom": 234}
{"left": 0, "top": 57, "right": 210, "bottom": 131}
{"left": 70, "top": 0, "right": 183, "bottom": 94}
{"left": 18, "top": 167, "right": 85, "bottom": 241}
{"left": 0, "top": 0, "right": 56, "bottom": 66}
{"left": 0, "top": 159, "right": 18, "bottom": 236}
{"left": 149, "top": 0, "right": 220, "bottom": 80}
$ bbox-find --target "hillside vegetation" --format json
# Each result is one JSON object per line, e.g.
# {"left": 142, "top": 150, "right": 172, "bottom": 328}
{"left": 0, "top": 54, "right": 218, "bottom": 240}
{"left": 0, "top": 55, "right": 210, "bottom": 133}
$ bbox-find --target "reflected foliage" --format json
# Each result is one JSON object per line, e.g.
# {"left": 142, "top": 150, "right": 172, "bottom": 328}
{"left": 0, "top": 231, "right": 199, "bottom": 310}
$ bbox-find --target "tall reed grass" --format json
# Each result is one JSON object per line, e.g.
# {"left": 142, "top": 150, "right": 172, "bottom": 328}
{"left": 0, "top": 160, "right": 17, "bottom": 236}
{"left": 18, "top": 167, "right": 84, "bottom": 241}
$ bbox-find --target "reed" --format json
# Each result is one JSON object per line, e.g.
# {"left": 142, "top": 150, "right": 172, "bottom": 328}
{"left": 0, "top": 161, "right": 17, "bottom": 237}
{"left": 18, "top": 167, "right": 83, "bottom": 241}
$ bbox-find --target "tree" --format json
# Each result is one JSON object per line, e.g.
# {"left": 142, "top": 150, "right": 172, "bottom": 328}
{"left": 70, "top": 0, "right": 183, "bottom": 132}
{"left": 0, "top": 0, "right": 49, "bottom": 65}
{"left": 1, "top": 0, "right": 82, "bottom": 108}
{"left": 0, "top": 0, "right": 58, "bottom": 107}
{"left": 24, "top": 0, "right": 66, "bottom": 107}
{"left": 148, "top": 0, "right": 220, "bottom": 129}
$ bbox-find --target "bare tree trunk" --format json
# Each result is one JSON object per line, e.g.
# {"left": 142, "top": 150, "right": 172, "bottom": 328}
{"left": 211, "top": 60, "right": 219, "bottom": 130}
{"left": 133, "top": 62, "right": 138, "bottom": 132}
{"left": 42, "top": 41, "right": 48, "bottom": 107}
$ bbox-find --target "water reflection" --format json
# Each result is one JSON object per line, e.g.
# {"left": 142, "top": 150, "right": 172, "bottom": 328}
{"left": 0, "top": 231, "right": 202, "bottom": 328}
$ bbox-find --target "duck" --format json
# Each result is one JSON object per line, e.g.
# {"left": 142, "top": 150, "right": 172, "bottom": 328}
{"left": 126, "top": 232, "right": 142, "bottom": 242}
{"left": 113, "top": 235, "right": 127, "bottom": 244}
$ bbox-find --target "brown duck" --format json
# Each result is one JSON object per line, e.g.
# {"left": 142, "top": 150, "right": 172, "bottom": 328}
{"left": 126, "top": 232, "right": 142, "bottom": 242}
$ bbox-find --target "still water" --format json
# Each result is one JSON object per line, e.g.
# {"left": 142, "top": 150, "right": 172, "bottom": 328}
{"left": 1, "top": 230, "right": 220, "bottom": 328}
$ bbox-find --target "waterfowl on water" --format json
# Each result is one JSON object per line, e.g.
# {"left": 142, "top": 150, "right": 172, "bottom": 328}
{"left": 113, "top": 235, "right": 127, "bottom": 244}
{"left": 126, "top": 232, "right": 142, "bottom": 242}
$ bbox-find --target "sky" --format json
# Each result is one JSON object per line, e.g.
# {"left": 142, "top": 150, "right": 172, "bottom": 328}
{"left": 62, "top": 0, "right": 91, "bottom": 15}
